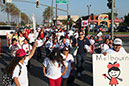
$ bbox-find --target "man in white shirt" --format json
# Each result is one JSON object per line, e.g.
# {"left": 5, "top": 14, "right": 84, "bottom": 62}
{"left": 103, "top": 38, "right": 127, "bottom": 55}
{"left": 68, "top": 29, "right": 74, "bottom": 37}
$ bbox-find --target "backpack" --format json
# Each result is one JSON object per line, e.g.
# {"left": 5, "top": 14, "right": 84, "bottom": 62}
{"left": 2, "top": 64, "right": 22, "bottom": 86}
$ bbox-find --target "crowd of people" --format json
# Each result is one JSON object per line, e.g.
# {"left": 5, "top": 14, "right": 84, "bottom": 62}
{"left": 3, "top": 26, "right": 128, "bottom": 86}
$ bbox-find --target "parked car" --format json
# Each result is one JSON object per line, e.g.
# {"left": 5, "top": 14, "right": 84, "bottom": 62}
{"left": 117, "top": 26, "right": 129, "bottom": 32}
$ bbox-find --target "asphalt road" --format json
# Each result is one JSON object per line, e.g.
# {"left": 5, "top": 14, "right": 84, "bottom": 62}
{"left": 0, "top": 37, "right": 128, "bottom": 86}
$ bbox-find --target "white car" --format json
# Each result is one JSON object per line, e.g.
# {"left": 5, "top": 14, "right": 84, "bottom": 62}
{"left": 0, "top": 25, "right": 15, "bottom": 36}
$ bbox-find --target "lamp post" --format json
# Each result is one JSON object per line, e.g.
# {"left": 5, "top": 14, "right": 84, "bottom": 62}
{"left": 87, "top": 5, "right": 91, "bottom": 16}
{"left": 87, "top": 5, "right": 91, "bottom": 32}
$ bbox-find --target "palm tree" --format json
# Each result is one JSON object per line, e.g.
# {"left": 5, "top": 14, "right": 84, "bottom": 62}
{"left": 43, "top": 7, "right": 54, "bottom": 23}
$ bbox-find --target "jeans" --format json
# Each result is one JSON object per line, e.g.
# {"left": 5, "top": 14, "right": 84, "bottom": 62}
{"left": 76, "top": 53, "right": 87, "bottom": 73}
{"left": 36, "top": 47, "right": 41, "bottom": 60}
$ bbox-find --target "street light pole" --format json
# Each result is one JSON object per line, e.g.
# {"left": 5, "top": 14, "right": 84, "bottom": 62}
{"left": 51, "top": 0, "right": 53, "bottom": 27}
{"left": 87, "top": 5, "right": 91, "bottom": 32}
{"left": 19, "top": 10, "right": 21, "bottom": 27}
{"left": 87, "top": 5, "right": 91, "bottom": 16}
{"left": 111, "top": 0, "right": 114, "bottom": 40}
{"left": 56, "top": 4, "right": 57, "bottom": 28}
{"left": 67, "top": 0, "right": 69, "bottom": 30}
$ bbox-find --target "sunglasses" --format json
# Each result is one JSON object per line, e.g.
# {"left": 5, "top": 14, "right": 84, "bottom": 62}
{"left": 79, "top": 34, "right": 83, "bottom": 35}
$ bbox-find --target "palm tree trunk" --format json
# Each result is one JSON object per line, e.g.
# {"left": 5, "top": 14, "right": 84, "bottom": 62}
{"left": 7, "top": 12, "right": 9, "bottom": 24}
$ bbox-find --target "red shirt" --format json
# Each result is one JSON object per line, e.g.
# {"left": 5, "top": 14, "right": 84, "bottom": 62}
{"left": 40, "top": 33, "right": 44, "bottom": 39}
{"left": 23, "top": 32, "right": 28, "bottom": 38}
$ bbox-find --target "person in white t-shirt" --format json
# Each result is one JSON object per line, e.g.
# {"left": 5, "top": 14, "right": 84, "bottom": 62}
{"left": 36, "top": 36, "right": 43, "bottom": 60}
{"left": 74, "top": 30, "right": 79, "bottom": 39}
{"left": 4, "top": 42, "right": 38, "bottom": 86}
{"left": 89, "top": 36, "right": 95, "bottom": 54}
{"left": 28, "top": 29, "right": 36, "bottom": 46}
{"left": 21, "top": 38, "right": 32, "bottom": 71}
{"left": 60, "top": 37, "right": 69, "bottom": 50}
{"left": 100, "top": 38, "right": 110, "bottom": 53}
{"left": 68, "top": 29, "right": 74, "bottom": 37}
{"left": 49, "top": 38, "right": 60, "bottom": 52}
{"left": 43, "top": 48, "right": 68, "bottom": 86}
{"left": 22, "top": 38, "right": 32, "bottom": 56}
{"left": 103, "top": 38, "right": 127, "bottom": 55}
{"left": 19, "top": 33, "right": 25, "bottom": 46}
{"left": 61, "top": 47, "right": 75, "bottom": 86}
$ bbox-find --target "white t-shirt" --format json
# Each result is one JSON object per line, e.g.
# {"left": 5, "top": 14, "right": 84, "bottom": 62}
{"left": 19, "top": 36, "right": 25, "bottom": 45}
{"left": 43, "top": 57, "right": 68, "bottom": 79}
{"left": 74, "top": 32, "right": 79, "bottom": 39}
{"left": 61, "top": 54, "right": 74, "bottom": 78}
{"left": 60, "top": 42, "right": 69, "bottom": 50}
{"left": 28, "top": 33, "right": 35, "bottom": 43}
{"left": 68, "top": 30, "right": 74, "bottom": 36}
{"left": 12, "top": 57, "right": 29, "bottom": 86}
{"left": 100, "top": 43, "right": 109, "bottom": 53}
{"left": 89, "top": 39, "right": 95, "bottom": 45}
{"left": 49, "top": 43, "right": 60, "bottom": 52}
{"left": 105, "top": 47, "right": 127, "bottom": 54}
{"left": 22, "top": 43, "right": 32, "bottom": 55}
{"left": 36, "top": 39, "right": 43, "bottom": 47}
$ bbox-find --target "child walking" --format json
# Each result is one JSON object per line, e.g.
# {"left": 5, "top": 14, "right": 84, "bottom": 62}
{"left": 4, "top": 42, "right": 38, "bottom": 86}
{"left": 61, "top": 47, "right": 75, "bottom": 86}
{"left": 43, "top": 48, "right": 68, "bottom": 86}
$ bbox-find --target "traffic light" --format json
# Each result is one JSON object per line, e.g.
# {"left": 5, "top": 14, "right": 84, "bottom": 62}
{"left": 68, "top": 15, "right": 70, "bottom": 25}
{"left": 3, "top": 0, "right": 6, "bottom": 4}
{"left": 36, "top": 0, "right": 39, "bottom": 8}
{"left": 107, "top": 0, "right": 112, "bottom": 9}
{"left": 68, "top": 15, "right": 70, "bottom": 21}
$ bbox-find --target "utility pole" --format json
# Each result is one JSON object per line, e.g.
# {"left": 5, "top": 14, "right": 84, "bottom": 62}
{"left": 56, "top": 4, "right": 57, "bottom": 28}
{"left": 19, "top": 10, "right": 21, "bottom": 27}
{"left": 50, "top": 0, "right": 53, "bottom": 27}
{"left": 111, "top": 0, "right": 115, "bottom": 40}
{"left": 87, "top": 5, "right": 91, "bottom": 32}
{"left": 87, "top": 5, "right": 91, "bottom": 16}
{"left": 67, "top": 0, "right": 69, "bottom": 30}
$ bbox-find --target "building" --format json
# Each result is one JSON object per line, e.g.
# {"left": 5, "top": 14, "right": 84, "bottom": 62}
{"left": 53, "top": 15, "right": 79, "bottom": 28}
{"left": 76, "top": 14, "right": 123, "bottom": 30}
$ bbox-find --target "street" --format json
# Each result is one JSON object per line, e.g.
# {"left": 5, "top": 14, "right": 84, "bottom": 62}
{"left": 0, "top": 37, "right": 129, "bottom": 86}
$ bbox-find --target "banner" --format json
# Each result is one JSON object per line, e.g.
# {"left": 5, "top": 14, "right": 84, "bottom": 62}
{"left": 31, "top": 14, "right": 36, "bottom": 32}
{"left": 82, "top": 20, "right": 88, "bottom": 27}
{"left": 93, "top": 54, "right": 129, "bottom": 86}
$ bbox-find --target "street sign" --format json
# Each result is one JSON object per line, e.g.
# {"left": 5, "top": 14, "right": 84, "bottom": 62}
{"left": 6, "top": 0, "right": 12, "bottom": 3}
{"left": 55, "top": 0, "right": 67, "bottom": 4}
{"left": 82, "top": 20, "right": 88, "bottom": 27}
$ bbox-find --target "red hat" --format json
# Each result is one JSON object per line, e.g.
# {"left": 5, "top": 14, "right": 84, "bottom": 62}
{"left": 16, "top": 49, "right": 27, "bottom": 57}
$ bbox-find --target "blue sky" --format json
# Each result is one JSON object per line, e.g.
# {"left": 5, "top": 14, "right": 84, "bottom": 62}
{"left": 0, "top": 0, "right": 129, "bottom": 24}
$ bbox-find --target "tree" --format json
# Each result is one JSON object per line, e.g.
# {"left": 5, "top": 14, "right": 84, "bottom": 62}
{"left": 0, "top": 3, "right": 29, "bottom": 25}
{"left": 61, "top": 18, "right": 74, "bottom": 28}
{"left": 42, "top": 7, "right": 54, "bottom": 23}
{"left": 102, "top": 12, "right": 118, "bottom": 20}
{"left": 21, "top": 12, "right": 30, "bottom": 23}
{"left": 120, "top": 13, "right": 129, "bottom": 26}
